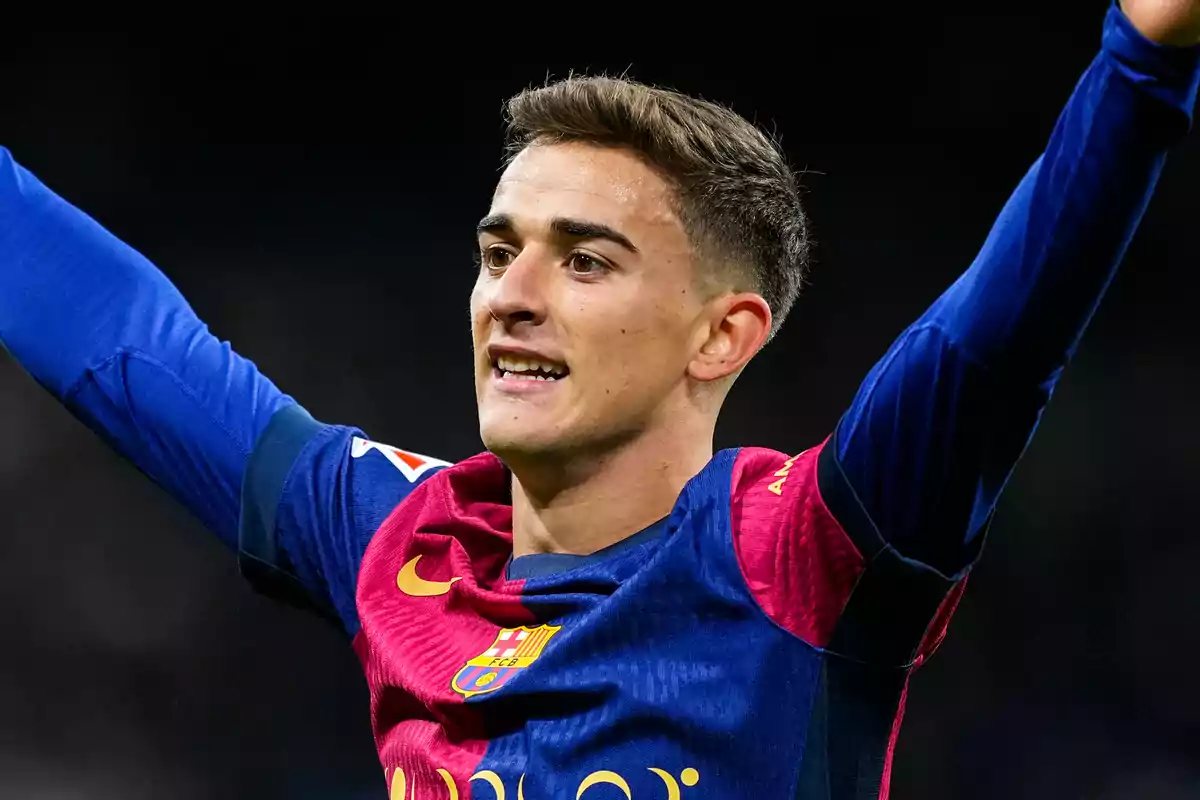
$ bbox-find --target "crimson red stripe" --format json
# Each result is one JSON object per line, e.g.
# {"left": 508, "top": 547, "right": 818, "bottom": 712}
{"left": 877, "top": 679, "right": 910, "bottom": 800}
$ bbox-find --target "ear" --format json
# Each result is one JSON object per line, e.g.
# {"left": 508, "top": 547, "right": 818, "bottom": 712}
{"left": 687, "top": 292, "right": 773, "bottom": 383}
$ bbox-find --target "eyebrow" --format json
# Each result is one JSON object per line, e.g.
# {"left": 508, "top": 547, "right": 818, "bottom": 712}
{"left": 476, "top": 213, "right": 640, "bottom": 254}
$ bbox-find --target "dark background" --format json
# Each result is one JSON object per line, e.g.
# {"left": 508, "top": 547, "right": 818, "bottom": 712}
{"left": 2, "top": 8, "right": 1199, "bottom": 799}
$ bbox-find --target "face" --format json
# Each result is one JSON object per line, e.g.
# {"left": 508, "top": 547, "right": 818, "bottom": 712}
{"left": 471, "top": 142, "right": 708, "bottom": 460}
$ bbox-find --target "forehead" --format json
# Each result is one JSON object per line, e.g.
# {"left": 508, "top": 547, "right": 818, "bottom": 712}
{"left": 489, "top": 142, "right": 684, "bottom": 240}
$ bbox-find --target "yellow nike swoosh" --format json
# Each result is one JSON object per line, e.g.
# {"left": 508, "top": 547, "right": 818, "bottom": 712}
{"left": 396, "top": 554, "right": 462, "bottom": 597}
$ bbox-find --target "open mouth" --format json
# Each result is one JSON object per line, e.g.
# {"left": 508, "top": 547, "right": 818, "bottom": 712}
{"left": 493, "top": 355, "right": 570, "bottom": 382}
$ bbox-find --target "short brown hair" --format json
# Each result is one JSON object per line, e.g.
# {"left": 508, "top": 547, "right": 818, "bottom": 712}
{"left": 504, "top": 74, "right": 811, "bottom": 339}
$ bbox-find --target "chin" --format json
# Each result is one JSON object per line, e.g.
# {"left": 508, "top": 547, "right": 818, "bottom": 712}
{"left": 479, "top": 416, "right": 569, "bottom": 460}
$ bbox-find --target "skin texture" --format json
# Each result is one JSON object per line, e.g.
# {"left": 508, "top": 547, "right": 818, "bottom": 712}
{"left": 466, "top": 0, "right": 1200, "bottom": 557}
{"left": 471, "top": 142, "right": 770, "bottom": 557}
{"left": 463, "top": 0, "right": 1200, "bottom": 556}
{"left": 1121, "top": 0, "right": 1200, "bottom": 46}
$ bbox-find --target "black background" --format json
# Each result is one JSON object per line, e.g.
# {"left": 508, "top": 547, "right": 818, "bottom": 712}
{"left": 2, "top": 9, "right": 1199, "bottom": 798}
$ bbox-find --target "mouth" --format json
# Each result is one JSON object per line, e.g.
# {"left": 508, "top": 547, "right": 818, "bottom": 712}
{"left": 491, "top": 353, "right": 570, "bottom": 384}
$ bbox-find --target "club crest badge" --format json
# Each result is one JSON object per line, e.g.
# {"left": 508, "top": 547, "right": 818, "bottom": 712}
{"left": 452, "top": 625, "right": 562, "bottom": 698}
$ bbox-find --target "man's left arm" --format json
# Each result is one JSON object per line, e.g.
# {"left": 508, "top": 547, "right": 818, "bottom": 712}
{"left": 826, "top": 2, "right": 1200, "bottom": 581}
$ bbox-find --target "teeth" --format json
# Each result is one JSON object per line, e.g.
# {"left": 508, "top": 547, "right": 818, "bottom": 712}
{"left": 500, "top": 372, "right": 556, "bottom": 381}
{"left": 496, "top": 355, "right": 567, "bottom": 377}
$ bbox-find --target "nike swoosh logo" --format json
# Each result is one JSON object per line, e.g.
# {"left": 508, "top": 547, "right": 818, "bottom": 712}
{"left": 396, "top": 555, "right": 462, "bottom": 597}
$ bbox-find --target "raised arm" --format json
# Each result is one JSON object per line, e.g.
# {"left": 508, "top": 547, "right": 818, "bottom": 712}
{"left": 0, "top": 148, "right": 294, "bottom": 548}
{"left": 828, "top": 2, "right": 1200, "bottom": 575}
{"left": 1, "top": 149, "right": 455, "bottom": 631}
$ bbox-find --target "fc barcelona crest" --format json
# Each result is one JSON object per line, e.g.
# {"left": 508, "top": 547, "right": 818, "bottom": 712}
{"left": 452, "top": 625, "right": 562, "bottom": 698}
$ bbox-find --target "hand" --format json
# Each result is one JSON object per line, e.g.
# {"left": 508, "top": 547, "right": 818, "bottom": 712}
{"left": 1121, "top": 0, "right": 1200, "bottom": 46}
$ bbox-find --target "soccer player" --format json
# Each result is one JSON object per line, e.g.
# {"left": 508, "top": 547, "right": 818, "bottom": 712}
{"left": 3, "top": 2, "right": 1198, "bottom": 797}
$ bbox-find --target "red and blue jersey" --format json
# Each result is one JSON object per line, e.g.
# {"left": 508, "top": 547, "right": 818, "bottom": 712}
{"left": 2, "top": 5, "right": 1197, "bottom": 798}
{"left": 305, "top": 436, "right": 971, "bottom": 798}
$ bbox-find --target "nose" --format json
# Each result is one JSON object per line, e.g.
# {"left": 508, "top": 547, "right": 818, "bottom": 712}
{"left": 483, "top": 251, "right": 549, "bottom": 329}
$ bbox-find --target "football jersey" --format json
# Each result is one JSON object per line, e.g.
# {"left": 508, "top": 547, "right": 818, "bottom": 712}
{"left": 243, "top": 403, "right": 972, "bottom": 798}
{"left": 2, "top": 5, "right": 1197, "bottom": 799}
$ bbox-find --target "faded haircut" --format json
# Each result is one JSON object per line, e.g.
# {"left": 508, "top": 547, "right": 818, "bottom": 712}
{"left": 504, "top": 74, "right": 811, "bottom": 339}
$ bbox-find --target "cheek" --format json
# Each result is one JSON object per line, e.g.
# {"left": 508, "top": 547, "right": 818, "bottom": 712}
{"left": 579, "top": 306, "right": 689, "bottom": 395}
{"left": 469, "top": 286, "right": 490, "bottom": 343}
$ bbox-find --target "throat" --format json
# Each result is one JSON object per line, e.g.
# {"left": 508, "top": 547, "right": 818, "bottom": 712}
{"left": 507, "top": 435, "right": 714, "bottom": 559}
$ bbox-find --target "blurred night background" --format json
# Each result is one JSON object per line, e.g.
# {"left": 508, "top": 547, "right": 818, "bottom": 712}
{"left": 2, "top": 8, "right": 1199, "bottom": 799}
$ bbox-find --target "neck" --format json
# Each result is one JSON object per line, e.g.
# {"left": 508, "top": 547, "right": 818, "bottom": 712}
{"left": 508, "top": 418, "right": 715, "bottom": 558}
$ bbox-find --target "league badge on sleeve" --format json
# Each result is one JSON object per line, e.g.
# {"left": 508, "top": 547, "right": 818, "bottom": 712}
{"left": 350, "top": 437, "right": 453, "bottom": 482}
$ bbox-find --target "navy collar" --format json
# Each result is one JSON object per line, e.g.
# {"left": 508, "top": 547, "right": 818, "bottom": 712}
{"left": 505, "top": 517, "right": 670, "bottom": 580}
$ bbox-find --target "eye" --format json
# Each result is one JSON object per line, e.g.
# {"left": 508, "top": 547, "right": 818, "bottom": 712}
{"left": 567, "top": 252, "right": 609, "bottom": 277}
{"left": 480, "top": 245, "right": 517, "bottom": 272}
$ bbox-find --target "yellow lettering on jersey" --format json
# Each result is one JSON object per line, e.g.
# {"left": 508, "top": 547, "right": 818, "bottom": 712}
{"left": 385, "top": 765, "right": 700, "bottom": 798}
{"left": 768, "top": 454, "right": 800, "bottom": 496}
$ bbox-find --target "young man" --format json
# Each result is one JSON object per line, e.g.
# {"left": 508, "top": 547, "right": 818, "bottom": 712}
{"left": 2, "top": 3, "right": 1198, "bottom": 798}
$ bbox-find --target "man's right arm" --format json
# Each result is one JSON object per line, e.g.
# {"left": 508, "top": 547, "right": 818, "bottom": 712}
{"left": 0, "top": 147, "right": 296, "bottom": 545}
{"left": 0, "top": 148, "right": 450, "bottom": 631}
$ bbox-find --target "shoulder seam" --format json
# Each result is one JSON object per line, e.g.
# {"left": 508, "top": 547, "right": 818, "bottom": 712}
{"left": 726, "top": 445, "right": 844, "bottom": 652}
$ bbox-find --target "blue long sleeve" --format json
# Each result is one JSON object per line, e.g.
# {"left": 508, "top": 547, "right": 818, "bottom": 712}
{"left": 835, "top": 4, "right": 1200, "bottom": 574}
{"left": 0, "top": 148, "right": 295, "bottom": 549}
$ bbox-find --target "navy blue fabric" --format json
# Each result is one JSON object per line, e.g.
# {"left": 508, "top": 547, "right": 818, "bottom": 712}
{"left": 0, "top": 152, "right": 447, "bottom": 631}
{"left": 0, "top": 150, "right": 295, "bottom": 547}
{"left": 2, "top": 2, "right": 1197, "bottom": 648}
{"left": 461, "top": 449, "right": 829, "bottom": 798}
{"left": 834, "top": 2, "right": 1200, "bottom": 575}
{"left": 237, "top": 404, "right": 339, "bottom": 621}
{"left": 266, "top": 422, "right": 448, "bottom": 633}
{"left": 506, "top": 518, "right": 670, "bottom": 580}
{"left": 3, "top": 7, "right": 1199, "bottom": 795}
{"left": 794, "top": 656, "right": 910, "bottom": 800}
